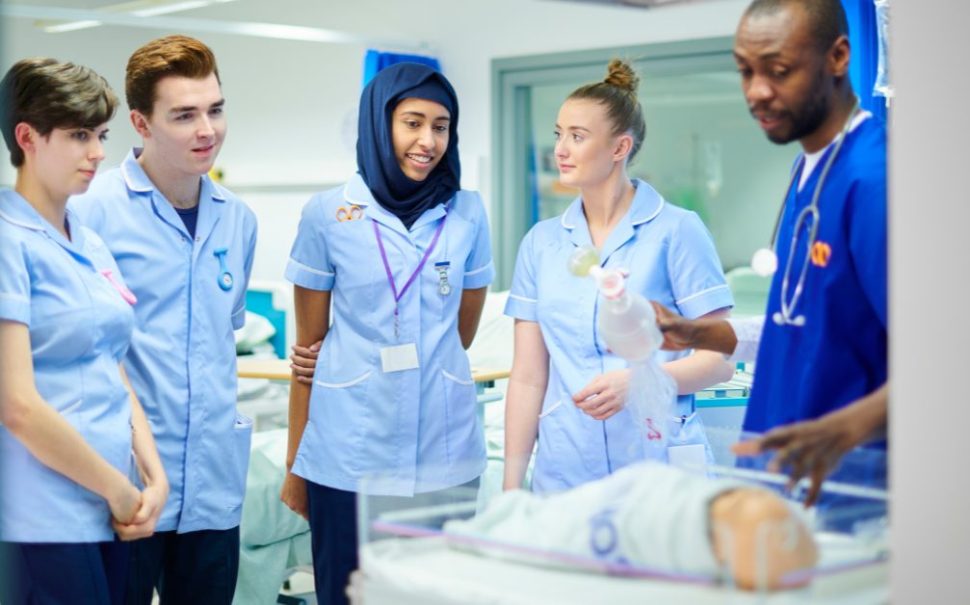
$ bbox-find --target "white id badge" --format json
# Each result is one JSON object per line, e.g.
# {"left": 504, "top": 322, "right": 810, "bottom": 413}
{"left": 380, "top": 343, "right": 420, "bottom": 373}
{"left": 668, "top": 443, "right": 707, "bottom": 473}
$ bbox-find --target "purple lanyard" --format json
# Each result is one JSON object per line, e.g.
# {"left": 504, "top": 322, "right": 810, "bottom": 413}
{"left": 372, "top": 214, "right": 447, "bottom": 339}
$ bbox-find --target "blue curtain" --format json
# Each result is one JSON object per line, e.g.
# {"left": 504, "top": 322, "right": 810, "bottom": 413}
{"left": 362, "top": 49, "right": 441, "bottom": 87}
{"left": 842, "top": 0, "right": 887, "bottom": 122}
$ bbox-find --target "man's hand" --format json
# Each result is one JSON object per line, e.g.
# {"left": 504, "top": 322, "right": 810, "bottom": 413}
{"left": 651, "top": 301, "right": 700, "bottom": 351}
{"left": 732, "top": 419, "right": 855, "bottom": 506}
{"left": 290, "top": 341, "right": 321, "bottom": 385}
{"left": 651, "top": 301, "right": 738, "bottom": 355}
{"left": 732, "top": 384, "right": 887, "bottom": 507}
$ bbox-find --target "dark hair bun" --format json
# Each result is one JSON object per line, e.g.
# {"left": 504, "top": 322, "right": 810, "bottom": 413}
{"left": 604, "top": 59, "right": 639, "bottom": 94}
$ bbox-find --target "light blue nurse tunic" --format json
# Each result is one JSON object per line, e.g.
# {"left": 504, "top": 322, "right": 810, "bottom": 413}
{"left": 70, "top": 149, "right": 258, "bottom": 533}
{"left": 505, "top": 179, "right": 734, "bottom": 493}
{"left": 0, "top": 189, "right": 135, "bottom": 543}
{"left": 285, "top": 173, "right": 494, "bottom": 496}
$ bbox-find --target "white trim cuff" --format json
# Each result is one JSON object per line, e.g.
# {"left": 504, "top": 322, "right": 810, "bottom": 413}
{"left": 284, "top": 258, "right": 335, "bottom": 291}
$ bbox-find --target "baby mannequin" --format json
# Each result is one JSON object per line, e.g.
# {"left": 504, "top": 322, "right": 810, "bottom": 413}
{"left": 445, "top": 461, "right": 817, "bottom": 590}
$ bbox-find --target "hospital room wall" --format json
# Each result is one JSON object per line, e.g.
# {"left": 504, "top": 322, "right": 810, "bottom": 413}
{"left": 243, "top": 0, "right": 749, "bottom": 284}
{"left": 0, "top": 0, "right": 750, "bottom": 286}
{"left": 0, "top": 24, "right": 364, "bottom": 189}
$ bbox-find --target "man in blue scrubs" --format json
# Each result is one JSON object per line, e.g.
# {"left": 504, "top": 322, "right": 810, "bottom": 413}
{"left": 71, "top": 35, "right": 257, "bottom": 603}
{"left": 652, "top": 0, "right": 887, "bottom": 502}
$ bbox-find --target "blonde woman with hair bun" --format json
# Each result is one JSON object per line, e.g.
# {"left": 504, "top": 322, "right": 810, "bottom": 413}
{"left": 503, "top": 58, "right": 736, "bottom": 494}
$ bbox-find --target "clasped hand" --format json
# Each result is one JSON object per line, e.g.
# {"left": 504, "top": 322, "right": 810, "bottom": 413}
{"left": 110, "top": 480, "right": 169, "bottom": 541}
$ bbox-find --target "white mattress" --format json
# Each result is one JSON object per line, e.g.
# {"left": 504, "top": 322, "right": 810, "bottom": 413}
{"left": 357, "top": 536, "right": 888, "bottom": 605}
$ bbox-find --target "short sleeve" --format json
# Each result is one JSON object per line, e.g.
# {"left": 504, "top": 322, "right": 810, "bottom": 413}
{"left": 233, "top": 210, "right": 259, "bottom": 330}
{"left": 504, "top": 227, "right": 539, "bottom": 322}
{"left": 0, "top": 230, "right": 31, "bottom": 326}
{"left": 667, "top": 212, "right": 734, "bottom": 319}
{"left": 847, "top": 166, "right": 888, "bottom": 328}
{"left": 284, "top": 196, "right": 335, "bottom": 291}
{"left": 462, "top": 197, "right": 495, "bottom": 289}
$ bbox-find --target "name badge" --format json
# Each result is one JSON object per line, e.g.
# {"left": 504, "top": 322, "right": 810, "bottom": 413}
{"left": 380, "top": 343, "right": 420, "bottom": 373}
{"left": 668, "top": 443, "right": 707, "bottom": 473}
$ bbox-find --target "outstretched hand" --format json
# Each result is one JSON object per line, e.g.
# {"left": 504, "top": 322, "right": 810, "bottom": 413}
{"left": 650, "top": 301, "right": 698, "bottom": 351}
{"left": 732, "top": 385, "right": 888, "bottom": 507}
{"left": 732, "top": 418, "right": 855, "bottom": 507}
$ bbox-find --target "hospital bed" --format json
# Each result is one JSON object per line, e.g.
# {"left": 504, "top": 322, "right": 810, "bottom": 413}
{"left": 351, "top": 433, "right": 889, "bottom": 604}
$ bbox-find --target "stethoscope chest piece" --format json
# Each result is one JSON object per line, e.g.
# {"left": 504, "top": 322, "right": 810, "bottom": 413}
{"left": 751, "top": 248, "right": 778, "bottom": 277}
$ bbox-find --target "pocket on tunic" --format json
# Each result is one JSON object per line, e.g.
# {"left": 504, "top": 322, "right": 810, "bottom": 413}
{"left": 314, "top": 370, "right": 373, "bottom": 389}
{"left": 665, "top": 412, "right": 714, "bottom": 465}
{"left": 228, "top": 413, "right": 254, "bottom": 509}
{"left": 441, "top": 370, "right": 474, "bottom": 387}
{"left": 441, "top": 368, "right": 483, "bottom": 464}
{"left": 60, "top": 398, "right": 84, "bottom": 416}
{"left": 538, "top": 399, "right": 566, "bottom": 419}
{"left": 309, "top": 371, "right": 374, "bottom": 455}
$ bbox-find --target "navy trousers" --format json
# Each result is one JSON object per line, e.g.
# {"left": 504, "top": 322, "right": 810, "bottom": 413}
{"left": 306, "top": 483, "right": 357, "bottom": 605}
{"left": 0, "top": 540, "right": 129, "bottom": 605}
{"left": 125, "top": 527, "right": 240, "bottom": 605}
{"left": 306, "top": 478, "right": 479, "bottom": 605}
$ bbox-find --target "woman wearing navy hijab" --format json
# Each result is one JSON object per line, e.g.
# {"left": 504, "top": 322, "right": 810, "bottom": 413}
{"left": 281, "top": 63, "right": 494, "bottom": 604}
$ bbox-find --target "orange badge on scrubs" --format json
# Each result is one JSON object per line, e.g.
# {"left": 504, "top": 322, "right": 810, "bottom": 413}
{"left": 336, "top": 204, "right": 363, "bottom": 222}
{"left": 811, "top": 241, "right": 832, "bottom": 267}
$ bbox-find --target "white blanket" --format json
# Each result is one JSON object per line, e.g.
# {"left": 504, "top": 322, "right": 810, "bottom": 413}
{"left": 445, "top": 461, "right": 743, "bottom": 579}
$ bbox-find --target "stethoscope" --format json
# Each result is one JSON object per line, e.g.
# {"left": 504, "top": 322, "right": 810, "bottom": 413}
{"left": 213, "top": 247, "right": 233, "bottom": 291}
{"left": 751, "top": 102, "right": 860, "bottom": 327}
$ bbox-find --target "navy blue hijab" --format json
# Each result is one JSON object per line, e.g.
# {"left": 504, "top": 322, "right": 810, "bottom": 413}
{"left": 356, "top": 63, "right": 460, "bottom": 229}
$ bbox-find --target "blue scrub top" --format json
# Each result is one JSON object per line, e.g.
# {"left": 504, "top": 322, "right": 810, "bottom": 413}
{"left": 70, "top": 149, "right": 258, "bottom": 533}
{"left": 285, "top": 173, "right": 494, "bottom": 496}
{"left": 0, "top": 189, "right": 135, "bottom": 543}
{"left": 744, "top": 117, "right": 888, "bottom": 433}
{"left": 505, "top": 179, "right": 734, "bottom": 493}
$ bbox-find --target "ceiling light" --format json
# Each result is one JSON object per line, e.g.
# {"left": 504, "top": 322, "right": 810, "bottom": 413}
{"left": 1, "top": 3, "right": 428, "bottom": 49}
{"left": 131, "top": 1, "right": 213, "bottom": 18}
{"left": 31, "top": 0, "right": 240, "bottom": 33}
{"left": 42, "top": 19, "right": 102, "bottom": 33}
